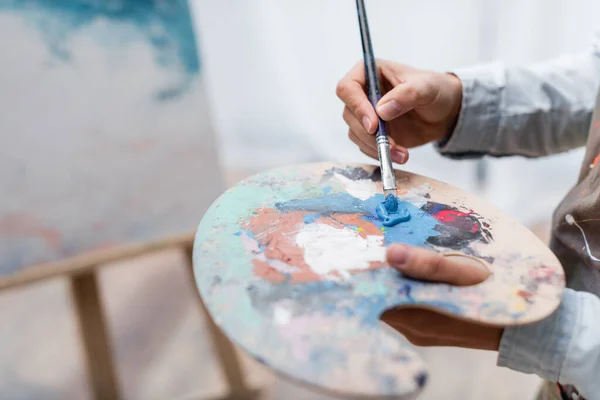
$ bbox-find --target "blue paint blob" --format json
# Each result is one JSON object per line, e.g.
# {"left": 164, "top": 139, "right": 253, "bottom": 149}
{"left": 384, "top": 194, "right": 399, "bottom": 212}
{"left": 361, "top": 206, "right": 440, "bottom": 248}
{"left": 240, "top": 229, "right": 256, "bottom": 240}
{"left": 415, "top": 372, "right": 428, "bottom": 389}
{"left": 376, "top": 195, "right": 411, "bottom": 227}
{"left": 1, "top": 0, "right": 200, "bottom": 100}
{"left": 398, "top": 283, "right": 413, "bottom": 300}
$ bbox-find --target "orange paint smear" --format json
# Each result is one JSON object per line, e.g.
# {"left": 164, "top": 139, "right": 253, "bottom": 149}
{"left": 331, "top": 213, "right": 381, "bottom": 237}
{"left": 517, "top": 289, "right": 534, "bottom": 299}
{"left": 592, "top": 153, "right": 600, "bottom": 168}
{"left": 243, "top": 208, "right": 387, "bottom": 283}
{"left": 243, "top": 209, "right": 309, "bottom": 269}
{"left": 252, "top": 259, "right": 286, "bottom": 283}
{"left": 375, "top": 181, "right": 408, "bottom": 195}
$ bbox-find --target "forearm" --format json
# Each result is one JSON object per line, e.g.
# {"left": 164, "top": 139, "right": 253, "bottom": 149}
{"left": 498, "top": 288, "right": 600, "bottom": 399}
{"left": 439, "top": 44, "right": 600, "bottom": 158}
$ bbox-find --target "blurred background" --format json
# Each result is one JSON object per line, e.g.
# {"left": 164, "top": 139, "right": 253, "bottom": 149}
{"left": 0, "top": 0, "right": 599, "bottom": 399}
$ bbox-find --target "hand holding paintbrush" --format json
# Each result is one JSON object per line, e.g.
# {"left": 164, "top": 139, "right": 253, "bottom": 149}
{"left": 337, "top": 6, "right": 463, "bottom": 170}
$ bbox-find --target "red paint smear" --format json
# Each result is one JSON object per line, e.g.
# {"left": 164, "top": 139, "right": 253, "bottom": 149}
{"left": 595, "top": 121, "right": 599, "bottom": 128}
{"left": 433, "top": 209, "right": 471, "bottom": 222}
{"left": 0, "top": 214, "right": 61, "bottom": 250}
{"left": 432, "top": 209, "right": 479, "bottom": 233}
{"left": 528, "top": 265, "right": 555, "bottom": 279}
{"left": 592, "top": 153, "right": 600, "bottom": 168}
{"left": 243, "top": 208, "right": 386, "bottom": 283}
{"left": 517, "top": 290, "right": 533, "bottom": 299}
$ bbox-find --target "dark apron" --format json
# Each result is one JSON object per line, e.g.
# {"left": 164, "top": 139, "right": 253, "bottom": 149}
{"left": 541, "top": 91, "right": 600, "bottom": 400}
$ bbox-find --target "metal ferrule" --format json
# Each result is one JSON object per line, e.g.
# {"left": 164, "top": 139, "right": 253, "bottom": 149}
{"left": 376, "top": 136, "right": 396, "bottom": 195}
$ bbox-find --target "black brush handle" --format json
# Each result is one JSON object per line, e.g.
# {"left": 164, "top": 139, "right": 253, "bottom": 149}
{"left": 355, "top": 0, "right": 388, "bottom": 139}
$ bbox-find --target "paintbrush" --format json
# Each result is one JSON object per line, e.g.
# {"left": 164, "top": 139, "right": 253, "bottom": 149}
{"left": 355, "top": 0, "right": 397, "bottom": 199}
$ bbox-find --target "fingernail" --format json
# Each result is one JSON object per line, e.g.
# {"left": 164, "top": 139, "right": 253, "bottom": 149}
{"left": 388, "top": 245, "right": 409, "bottom": 269}
{"left": 362, "top": 116, "right": 372, "bottom": 132}
{"left": 391, "top": 150, "right": 407, "bottom": 164}
{"left": 377, "top": 100, "right": 403, "bottom": 119}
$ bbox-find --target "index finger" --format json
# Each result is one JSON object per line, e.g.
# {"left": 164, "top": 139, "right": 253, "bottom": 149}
{"left": 336, "top": 62, "right": 378, "bottom": 134}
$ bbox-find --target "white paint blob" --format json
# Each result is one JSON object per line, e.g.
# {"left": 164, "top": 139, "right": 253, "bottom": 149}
{"left": 295, "top": 223, "right": 386, "bottom": 277}
{"left": 400, "top": 183, "right": 432, "bottom": 208}
{"left": 273, "top": 306, "right": 292, "bottom": 325}
{"left": 333, "top": 173, "right": 377, "bottom": 201}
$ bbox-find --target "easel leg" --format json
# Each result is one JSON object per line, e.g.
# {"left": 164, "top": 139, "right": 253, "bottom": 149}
{"left": 70, "top": 271, "right": 121, "bottom": 400}
{"left": 183, "top": 245, "right": 260, "bottom": 400}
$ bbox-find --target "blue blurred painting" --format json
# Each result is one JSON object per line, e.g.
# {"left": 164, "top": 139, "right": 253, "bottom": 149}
{"left": 0, "top": 0, "right": 220, "bottom": 275}
{"left": 0, "top": 0, "right": 200, "bottom": 100}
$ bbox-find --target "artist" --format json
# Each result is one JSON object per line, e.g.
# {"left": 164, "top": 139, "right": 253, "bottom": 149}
{"left": 337, "top": 35, "right": 600, "bottom": 400}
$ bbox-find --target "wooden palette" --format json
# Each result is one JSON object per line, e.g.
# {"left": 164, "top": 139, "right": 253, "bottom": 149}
{"left": 193, "top": 162, "right": 565, "bottom": 399}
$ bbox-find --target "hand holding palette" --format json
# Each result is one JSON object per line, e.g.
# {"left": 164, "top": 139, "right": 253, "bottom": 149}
{"left": 193, "top": 162, "right": 565, "bottom": 398}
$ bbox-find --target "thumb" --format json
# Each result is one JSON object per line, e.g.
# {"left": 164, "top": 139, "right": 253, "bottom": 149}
{"left": 386, "top": 244, "right": 490, "bottom": 286}
{"left": 376, "top": 81, "right": 428, "bottom": 121}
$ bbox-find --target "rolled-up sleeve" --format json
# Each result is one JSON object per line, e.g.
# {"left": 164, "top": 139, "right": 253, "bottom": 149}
{"left": 498, "top": 288, "right": 600, "bottom": 400}
{"left": 438, "top": 34, "right": 600, "bottom": 159}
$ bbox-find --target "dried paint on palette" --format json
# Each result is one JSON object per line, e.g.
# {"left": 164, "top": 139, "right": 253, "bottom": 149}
{"left": 240, "top": 166, "right": 494, "bottom": 284}
{"left": 232, "top": 165, "right": 498, "bottom": 379}
{"left": 195, "top": 162, "right": 565, "bottom": 397}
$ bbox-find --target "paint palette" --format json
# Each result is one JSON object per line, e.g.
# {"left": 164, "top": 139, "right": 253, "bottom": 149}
{"left": 193, "top": 162, "right": 565, "bottom": 398}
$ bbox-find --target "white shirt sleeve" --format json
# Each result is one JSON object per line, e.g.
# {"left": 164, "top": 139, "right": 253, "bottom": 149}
{"left": 498, "top": 288, "right": 600, "bottom": 400}
{"left": 438, "top": 35, "right": 600, "bottom": 158}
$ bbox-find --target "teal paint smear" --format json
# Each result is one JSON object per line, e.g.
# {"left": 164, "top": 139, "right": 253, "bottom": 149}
{"left": 197, "top": 174, "right": 309, "bottom": 365}
{"left": 211, "top": 286, "right": 263, "bottom": 331}
{"left": 277, "top": 193, "right": 366, "bottom": 214}
{"left": 0, "top": 0, "right": 200, "bottom": 100}
{"left": 354, "top": 280, "right": 387, "bottom": 297}
{"left": 197, "top": 186, "right": 268, "bottom": 285}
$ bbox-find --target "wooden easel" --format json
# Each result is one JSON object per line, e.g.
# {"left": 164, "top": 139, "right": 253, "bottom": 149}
{"left": 0, "top": 234, "right": 260, "bottom": 400}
